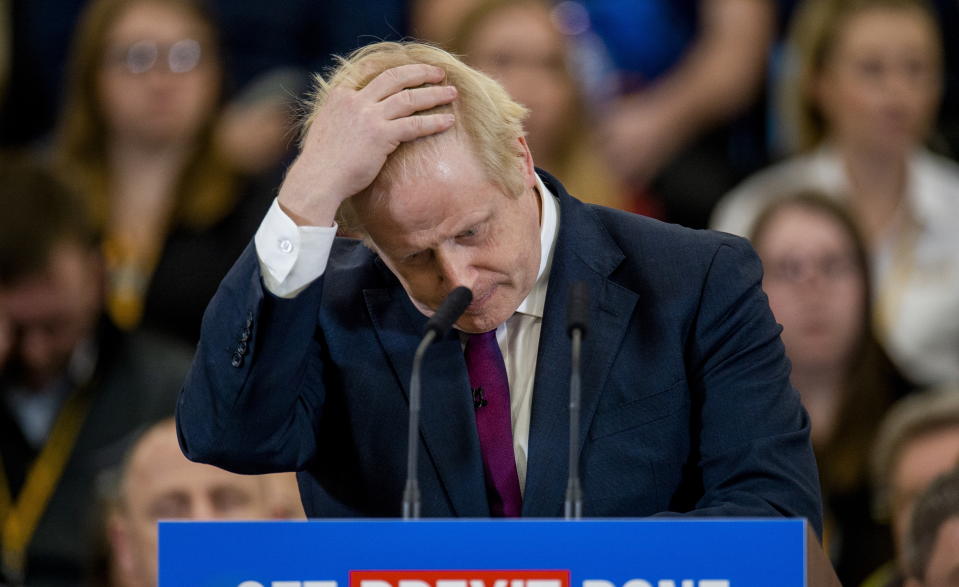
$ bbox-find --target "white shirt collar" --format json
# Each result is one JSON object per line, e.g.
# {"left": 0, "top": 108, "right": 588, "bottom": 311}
{"left": 514, "top": 174, "right": 559, "bottom": 319}
{"left": 814, "top": 143, "right": 950, "bottom": 231}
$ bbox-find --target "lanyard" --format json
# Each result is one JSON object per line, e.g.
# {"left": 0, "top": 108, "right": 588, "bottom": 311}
{"left": 0, "top": 382, "right": 95, "bottom": 582}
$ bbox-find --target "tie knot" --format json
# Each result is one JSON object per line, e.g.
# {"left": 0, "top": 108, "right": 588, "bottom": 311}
{"left": 470, "top": 330, "right": 497, "bottom": 344}
{"left": 465, "top": 330, "right": 500, "bottom": 364}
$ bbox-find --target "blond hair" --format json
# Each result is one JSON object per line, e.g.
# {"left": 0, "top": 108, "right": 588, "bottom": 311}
{"left": 304, "top": 41, "right": 530, "bottom": 233}
{"left": 871, "top": 386, "right": 959, "bottom": 520}
{"left": 782, "top": 0, "right": 941, "bottom": 152}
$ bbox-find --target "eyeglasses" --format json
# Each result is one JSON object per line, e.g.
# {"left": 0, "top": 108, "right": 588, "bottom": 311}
{"left": 104, "top": 39, "right": 203, "bottom": 74}
{"left": 764, "top": 253, "right": 861, "bottom": 284}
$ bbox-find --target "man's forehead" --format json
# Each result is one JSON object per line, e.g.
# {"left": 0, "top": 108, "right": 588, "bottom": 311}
{"left": 128, "top": 437, "right": 259, "bottom": 497}
{"left": 365, "top": 143, "right": 493, "bottom": 224}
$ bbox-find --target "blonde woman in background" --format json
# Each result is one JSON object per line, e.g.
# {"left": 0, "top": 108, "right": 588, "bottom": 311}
{"left": 712, "top": 0, "right": 959, "bottom": 387}
{"left": 448, "top": 0, "right": 627, "bottom": 211}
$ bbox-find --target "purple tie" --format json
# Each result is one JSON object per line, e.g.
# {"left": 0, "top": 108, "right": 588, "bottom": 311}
{"left": 465, "top": 330, "right": 523, "bottom": 517}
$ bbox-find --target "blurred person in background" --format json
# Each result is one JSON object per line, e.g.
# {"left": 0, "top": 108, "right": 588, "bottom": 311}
{"left": 449, "top": 0, "right": 627, "bottom": 212}
{"left": 902, "top": 466, "right": 959, "bottom": 587}
{"left": 0, "top": 155, "right": 190, "bottom": 586}
{"left": 105, "top": 418, "right": 280, "bottom": 587}
{"left": 411, "top": 0, "right": 480, "bottom": 44}
{"left": 259, "top": 472, "right": 306, "bottom": 520}
{"left": 0, "top": 0, "right": 407, "bottom": 153}
{"left": 712, "top": 0, "right": 959, "bottom": 387}
{"left": 750, "top": 192, "right": 913, "bottom": 585}
{"left": 53, "top": 0, "right": 275, "bottom": 345}
{"left": 415, "top": 0, "right": 777, "bottom": 227}
{"left": 590, "top": 0, "right": 776, "bottom": 228}
{"left": 864, "top": 388, "right": 959, "bottom": 587}
{"left": 87, "top": 430, "right": 304, "bottom": 586}
{"left": 211, "top": 0, "right": 409, "bottom": 177}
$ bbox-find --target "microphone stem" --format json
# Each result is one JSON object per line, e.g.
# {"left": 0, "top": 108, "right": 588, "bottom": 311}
{"left": 403, "top": 330, "right": 436, "bottom": 519}
{"left": 565, "top": 328, "right": 583, "bottom": 520}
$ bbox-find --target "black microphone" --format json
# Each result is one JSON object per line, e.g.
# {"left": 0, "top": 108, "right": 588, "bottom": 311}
{"left": 424, "top": 286, "right": 473, "bottom": 337}
{"left": 403, "top": 286, "right": 473, "bottom": 519}
{"left": 565, "top": 281, "right": 589, "bottom": 520}
{"left": 567, "top": 280, "right": 590, "bottom": 338}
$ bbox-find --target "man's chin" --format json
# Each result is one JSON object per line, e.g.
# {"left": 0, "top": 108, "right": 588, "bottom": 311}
{"left": 453, "top": 310, "right": 510, "bottom": 334}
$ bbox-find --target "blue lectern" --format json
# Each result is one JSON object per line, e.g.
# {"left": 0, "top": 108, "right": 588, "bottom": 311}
{"left": 159, "top": 518, "right": 832, "bottom": 587}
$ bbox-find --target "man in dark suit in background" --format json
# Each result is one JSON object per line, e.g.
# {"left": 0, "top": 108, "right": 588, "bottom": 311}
{"left": 0, "top": 157, "right": 192, "bottom": 586}
{"left": 176, "top": 42, "right": 822, "bottom": 530}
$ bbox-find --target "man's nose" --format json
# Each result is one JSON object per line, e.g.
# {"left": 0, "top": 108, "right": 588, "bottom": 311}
{"left": 189, "top": 497, "right": 217, "bottom": 521}
{"left": 434, "top": 246, "right": 477, "bottom": 291}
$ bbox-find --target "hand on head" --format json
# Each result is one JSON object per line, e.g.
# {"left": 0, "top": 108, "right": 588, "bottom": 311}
{"left": 278, "top": 64, "right": 458, "bottom": 227}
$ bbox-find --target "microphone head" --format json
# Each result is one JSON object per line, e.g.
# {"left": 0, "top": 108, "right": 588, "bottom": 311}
{"left": 424, "top": 286, "right": 473, "bottom": 337}
{"left": 566, "top": 281, "right": 590, "bottom": 338}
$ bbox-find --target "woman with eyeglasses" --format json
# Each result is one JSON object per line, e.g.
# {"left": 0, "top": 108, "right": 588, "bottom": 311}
{"left": 711, "top": 0, "right": 959, "bottom": 388}
{"left": 750, "top": 192, "right": 915, "bottom": 586}
{"left": 53, "top": 0, "right": 275, "bottom": 343}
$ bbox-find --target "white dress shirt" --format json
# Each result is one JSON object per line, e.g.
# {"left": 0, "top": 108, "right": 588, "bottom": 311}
{"left": 254, "top": 175, "right": 561, "bottom": 492}
{"left": 711, "top": 146, "right": 959, "bottom": 386}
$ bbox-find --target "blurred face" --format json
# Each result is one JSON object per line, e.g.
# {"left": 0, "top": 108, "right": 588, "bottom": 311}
{"left": 0, "top": 242, "right": 101, "bottom": 389}
{"left": 358, "top": 139, "right": 541, "bottom": 334}
{"left": 909, "top": 517, "right": 959, "bottom": 587}
{"left": 97, "top": 1, "right": 220, "bottom": 147}
{"left": 259, "top": 473, "right": 306, "bottom": 519}
{"left": 465, "top": 3, "right": 575, "bottom": 163}
{"left": 816, "top": 7, "right": 941, "bottom": 156}
{"left": 758, "top": 205, "right": 866, "bottom": 372}
{"left": 891, "top": 427, "right": 959, "bottom": 567}
{"left": 113, "top": 423, "right": 267, "bottom": 587}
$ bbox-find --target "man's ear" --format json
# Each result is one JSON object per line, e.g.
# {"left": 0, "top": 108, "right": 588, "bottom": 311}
{"left": 107, "top": 512, "right": 137, "bottom": 579}
{"left": 516, "top": 136, "right": 536, "bottom": 188}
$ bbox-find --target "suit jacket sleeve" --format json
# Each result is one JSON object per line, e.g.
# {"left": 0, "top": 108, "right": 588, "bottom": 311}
{"left": 670, "top": 237, "right": 822, "bottom": 534}
{"left": 176, "top": 242, "right": 327, "bottom": 473}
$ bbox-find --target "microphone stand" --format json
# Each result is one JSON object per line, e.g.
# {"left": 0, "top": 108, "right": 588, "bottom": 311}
{"left": 565, "top": 282, "right": 589, "bottom": 520}
{"left": 402, "top": 286, "right": 472, "bottom": 519}
{"left": 403, "top": 330, "right": 435, "bottom": 520}
{"left": 565, "top": 326, "right": 583, "bottom": 520}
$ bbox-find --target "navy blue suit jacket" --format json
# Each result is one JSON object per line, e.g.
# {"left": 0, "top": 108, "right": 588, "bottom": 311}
{"left": 176, "top": 170, "right": 822, "bottom": 533}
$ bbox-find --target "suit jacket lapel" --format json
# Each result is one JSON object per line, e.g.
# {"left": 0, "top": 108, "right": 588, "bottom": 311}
{"left": 522, "top": 175, "right": 640, "bottom": 516}
{"left": 363, "top": 278, "right": 489, "bottom": 517}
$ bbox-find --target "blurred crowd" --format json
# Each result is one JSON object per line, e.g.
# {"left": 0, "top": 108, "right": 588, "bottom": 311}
{"left": 0, "top": 0, "right": 958, "bottom": 585}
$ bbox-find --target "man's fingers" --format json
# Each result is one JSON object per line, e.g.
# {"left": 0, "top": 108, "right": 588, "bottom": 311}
{"left": 364, "top": 64, "right": 446, "bottom": 102}
{"left": 390, "top": 113, "right": 456, "bottom": 143}
{"left": 381, "top": 85, "right": 457, "bottom": 120}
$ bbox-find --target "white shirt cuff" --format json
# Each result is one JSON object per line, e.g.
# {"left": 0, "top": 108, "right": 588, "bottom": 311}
{"left": 254, "top": 198, "right": 337, "bottom": 298}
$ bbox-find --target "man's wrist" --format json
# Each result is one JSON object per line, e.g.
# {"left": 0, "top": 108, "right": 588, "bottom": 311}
{"left": 277, "top": 161, "right": 344, "bottom": 227}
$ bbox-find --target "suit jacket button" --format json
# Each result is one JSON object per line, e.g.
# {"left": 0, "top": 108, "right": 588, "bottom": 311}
{"left": 231, "top": 353, "right": 243, "bottom": 368}
{"left": 237, "top": 341, "right": 248, "bottom": 355}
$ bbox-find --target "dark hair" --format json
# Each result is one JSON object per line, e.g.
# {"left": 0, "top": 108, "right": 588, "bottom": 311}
{"left": 905, "top": 466, "right": 959, "bottom": 580}
{"left": 0, "top": 153, "right": 99, "bottom": 286}
{"left": 750, "top": 191, "right": 912, "bottom": 494}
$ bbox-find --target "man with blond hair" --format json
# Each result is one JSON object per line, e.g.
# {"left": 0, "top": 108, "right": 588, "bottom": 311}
{"left": 177, "top": 42, "right": 821, "bottom": 527}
